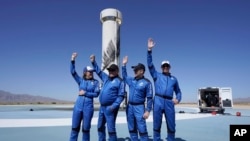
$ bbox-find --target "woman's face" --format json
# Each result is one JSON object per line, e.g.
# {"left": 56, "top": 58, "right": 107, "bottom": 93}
{"left": 84, "top": 71, "right": 94, "bottom": 79}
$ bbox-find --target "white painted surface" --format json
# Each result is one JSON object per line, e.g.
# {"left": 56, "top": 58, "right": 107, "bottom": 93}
{"left": 0, "top": 113, "right": 213, "bottom": 128}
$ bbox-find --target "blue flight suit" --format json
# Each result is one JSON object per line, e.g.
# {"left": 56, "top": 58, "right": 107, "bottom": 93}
{"left": 122, "top": 65, "right": 153, "bottom": 141}
{"left": 147, "top": 51, "right": 182, "bottom": 141}
{"left": 70, "top": 61, "right": 100, "bottom": 141}
{"left": 92, "top": 61, "right": 125, "bottom": 141}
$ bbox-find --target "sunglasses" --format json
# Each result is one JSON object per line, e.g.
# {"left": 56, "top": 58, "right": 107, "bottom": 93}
{"left": 133, "top": 69, "right": 139, "bottom": 73}
{"left": 108, "top": 69, "right": 116, "bottom": 72}
{"left": 162, "top": 64, "right": 170, "bottom": 68}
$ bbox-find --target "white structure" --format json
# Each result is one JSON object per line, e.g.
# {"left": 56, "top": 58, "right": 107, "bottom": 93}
{"left": 100, "top": 8, "right": 122, "bottom": 73}
{"left": 197, "top": 87, "right": 233, "bottom": 113}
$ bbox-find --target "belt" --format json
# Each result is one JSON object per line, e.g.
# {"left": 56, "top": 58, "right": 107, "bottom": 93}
{"left": 101, "top": 103, "right": 112, "bottom": 106}
{"left": 155, "top": 94, "right": 172, "bottom": 100}
{"left": 128, "top": 102, "right": 144, "bottom": 105}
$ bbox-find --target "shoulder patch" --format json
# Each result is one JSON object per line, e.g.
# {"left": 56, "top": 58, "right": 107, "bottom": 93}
{"left": 171, "top": 75, "right": 177, "bottom": 80}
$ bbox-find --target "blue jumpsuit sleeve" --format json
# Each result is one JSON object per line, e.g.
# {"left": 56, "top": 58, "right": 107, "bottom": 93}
{"left": 111, "top": 80, "right": 125, "bottom": 109}
{"left": 91, "top": 60, "right": 108, "bottom": 82}
{"left": 70, "top": 60, "right": 81, "bottom": 85}
{"left": 174, "top": 80, "right": 182, "bottom": 103}
{"left": 84, "top": 80, "right": 100, "bottom": 98}
{"left": 122, "top": 65, "right": 132, "bottom": 86}
{"left": 146, "top": 81, "right": 153, "bottom": 112}
{"left": 147, "top": 50, "right": 158, "bottom": 81}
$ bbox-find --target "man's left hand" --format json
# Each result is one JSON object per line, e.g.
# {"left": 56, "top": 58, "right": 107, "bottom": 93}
{"left": 173, "top": 99, "right": 179, "bottom": 105}
{"left": 143, "top": 111, "right": 150, "bottom": 119}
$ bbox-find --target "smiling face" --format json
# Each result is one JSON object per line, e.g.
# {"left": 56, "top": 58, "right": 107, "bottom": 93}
{"left": 84, "top": 71, "right": 94, "bottom": 79}
{"left": 133, "top": 68, "right": 144, "bottom": 78}
{"left": 161, "top": 63, "right": 171, "bottom": 74}
{"left": 107, "top": 64, "right": 119, "bottom": 78}
{"left": 108, "top": 69, "right": 119, "bottom": 78}
{"left": 131, "top": 63, "right": 145, "bottom": 78}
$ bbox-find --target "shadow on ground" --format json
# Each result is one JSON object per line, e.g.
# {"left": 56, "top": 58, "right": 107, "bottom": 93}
{"left": 117, "top": 137, "right": 186, "bottom": 141}
{"left": 176, "top": 137, "right": 187, "bottom": 141}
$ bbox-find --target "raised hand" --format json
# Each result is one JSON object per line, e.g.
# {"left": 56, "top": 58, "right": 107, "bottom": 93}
{"left": 71, "top": 52, "right": 78, "bottom": 60}
{"left": 148, "top": 38, "right": 156, "bottom": 51}
{"left": 90, "top": 54, "right": 95, "bottom": 62}
{"left": 122, "top": 56, "right": 128, "bottom": 65}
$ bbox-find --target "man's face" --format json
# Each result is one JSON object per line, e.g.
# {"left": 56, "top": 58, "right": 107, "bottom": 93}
{"left": 108, "top": 69, "right": 119, "bottom": 77}
{"left": 134, "top": 69, "right": 144, "bottom": 78}
{"left": 161, "top": 64, "right": 170, "bottom": 73}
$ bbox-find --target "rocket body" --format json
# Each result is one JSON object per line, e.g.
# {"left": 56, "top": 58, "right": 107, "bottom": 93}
{"left": 100, "top": 8, "right": 122, "bottom": 73}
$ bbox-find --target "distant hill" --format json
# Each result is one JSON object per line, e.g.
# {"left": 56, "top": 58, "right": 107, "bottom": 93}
{"left": 233, "top": 97, "right": 250, "bottom": 104}
{"left": 1, "top": 90, "right": 249, "bottom": 105}
{"left": 0, "top": 90, "right": 73, "bottom": 105}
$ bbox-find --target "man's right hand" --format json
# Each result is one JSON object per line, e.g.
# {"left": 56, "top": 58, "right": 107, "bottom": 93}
{"left": 90, "top": 54, "right": 95, "bottom": 62}
{"left": 122, "top": 56, "right": 128, "bottom": 65}
{"left": 148, "top": 38, "right": 156, "bottom": 51}
{"left": 71, "top": 52, "right": 77, "bottom": 60}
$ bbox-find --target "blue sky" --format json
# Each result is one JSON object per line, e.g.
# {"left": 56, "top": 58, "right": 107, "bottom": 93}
{"left": 0, "top": 0, "right": 249, "bottom": 102}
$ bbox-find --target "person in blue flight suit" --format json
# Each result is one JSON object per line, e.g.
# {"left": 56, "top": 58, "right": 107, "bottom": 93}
{"left": 70, "top": 52, "right": 100, "bottom": 141}
{"left": 147, "top": 38, "right": 182, "bottom": 141}
{"left": 90, "top": 54, "right": 126, "bottom": 141}
{"left": 122, "top": 56, "right": 153, "bottom": 141}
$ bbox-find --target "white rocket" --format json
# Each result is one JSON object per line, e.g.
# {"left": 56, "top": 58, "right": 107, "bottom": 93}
{"left": 100, "top": 8, "right": 122, "bottom": 73}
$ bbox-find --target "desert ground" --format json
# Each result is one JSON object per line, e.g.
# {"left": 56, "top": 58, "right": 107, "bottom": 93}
{"left": 177, "top": 102, "right": 250, "bottom": 109}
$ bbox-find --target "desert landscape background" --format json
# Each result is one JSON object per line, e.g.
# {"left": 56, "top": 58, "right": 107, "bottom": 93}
{"left": 0, "top": 90, "right": 249, "bottom": 108}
